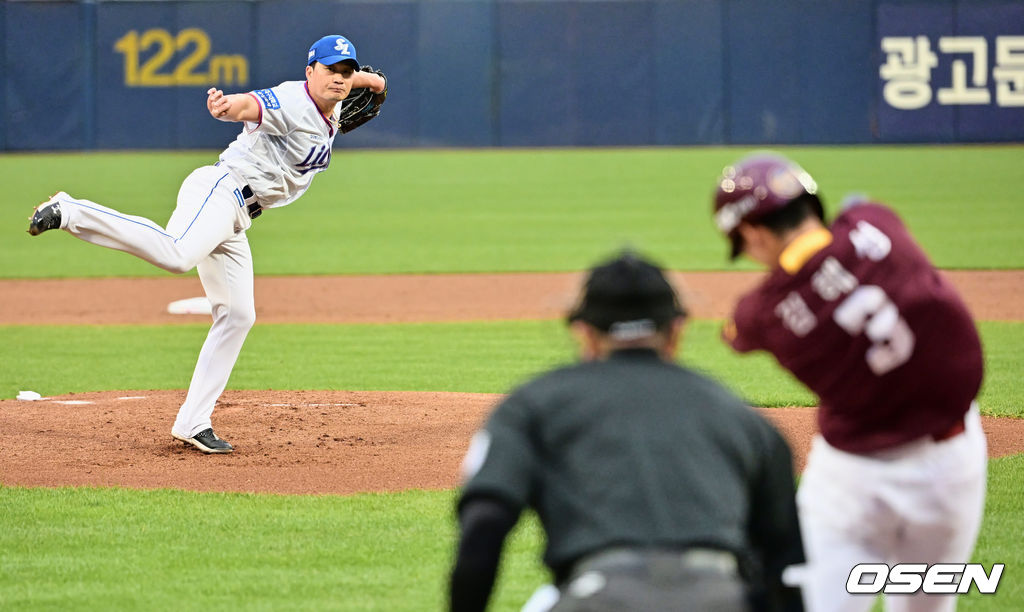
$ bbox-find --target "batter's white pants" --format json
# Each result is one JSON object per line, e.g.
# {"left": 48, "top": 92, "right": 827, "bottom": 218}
{"left": 795, "top": 404, "right": 987, "bottom": 612}
{"left": 58, "top": 165, "right": 256, "bottom": 439}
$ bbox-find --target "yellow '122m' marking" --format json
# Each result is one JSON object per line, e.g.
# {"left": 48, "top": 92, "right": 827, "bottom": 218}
{"left": 114, "top": 28, "right": 249, "bottom": 87}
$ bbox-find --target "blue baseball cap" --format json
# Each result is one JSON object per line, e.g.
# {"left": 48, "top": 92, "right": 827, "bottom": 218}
{"left": 307, "top": 35, "right": 359, "bottom": 69}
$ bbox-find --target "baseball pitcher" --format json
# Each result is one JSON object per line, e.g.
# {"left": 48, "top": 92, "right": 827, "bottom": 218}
{"left": 27, "top": 35, "right": 388, "bottom": 454}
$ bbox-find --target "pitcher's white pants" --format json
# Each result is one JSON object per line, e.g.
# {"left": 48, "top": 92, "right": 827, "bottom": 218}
{"left": 58, "top": 165, "right": 255, "bottom": 438}
{"left": 795, "top": 404, "right": 987, "bottom": 612}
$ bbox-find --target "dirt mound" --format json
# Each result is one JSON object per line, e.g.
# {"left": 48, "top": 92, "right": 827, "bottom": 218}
{"left": 2, "top": 390, "right": 1020, "bottom": 495}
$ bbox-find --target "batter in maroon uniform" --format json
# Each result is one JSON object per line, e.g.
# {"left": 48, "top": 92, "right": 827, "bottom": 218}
{"left": 712, "top": 152, "right": 987, "bottom": 612}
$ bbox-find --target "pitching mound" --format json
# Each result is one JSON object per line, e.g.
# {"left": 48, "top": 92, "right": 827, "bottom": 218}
{"left": 2, "top": 389, "right": 1022, "bottom": 495}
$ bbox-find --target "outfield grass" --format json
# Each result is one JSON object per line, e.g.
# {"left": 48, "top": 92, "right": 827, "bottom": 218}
{"left": 1, "top": 320, "right": 1021, "bottom": 417}
{"left": 3, "top": 146, "right": 1023, "bottom": 277}
{"left": 1, "top": 454, "right": 1020, "bottom": 611}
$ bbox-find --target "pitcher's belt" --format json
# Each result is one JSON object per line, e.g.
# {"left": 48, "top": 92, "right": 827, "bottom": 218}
{"left": 240, "top": 185, "right": 262, "bottom": 220}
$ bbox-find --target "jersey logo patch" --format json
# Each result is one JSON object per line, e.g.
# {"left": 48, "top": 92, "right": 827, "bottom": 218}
{"left": 253, "top": 89, "right": 280, "bottom": 110}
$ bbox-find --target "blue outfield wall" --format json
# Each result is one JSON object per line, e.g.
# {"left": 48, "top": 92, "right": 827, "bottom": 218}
{"left": 1, "top": 0, "right": 1022, "bottom": 150}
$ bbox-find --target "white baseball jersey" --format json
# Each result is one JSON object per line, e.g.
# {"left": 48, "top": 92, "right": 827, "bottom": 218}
{"left": 53, "top": 78, "right": 349, "bottom": 444}
{"left": 219, "top": 81, "right": 339, "bottom": 207}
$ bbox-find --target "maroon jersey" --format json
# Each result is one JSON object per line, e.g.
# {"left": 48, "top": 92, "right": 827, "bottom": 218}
{"left": 726, "top": 202, "right": 983, "bottom": 453}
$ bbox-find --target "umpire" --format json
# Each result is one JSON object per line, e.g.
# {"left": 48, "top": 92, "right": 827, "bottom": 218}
{"left": 449, "top": 251, "right": 805, "bottom": 612}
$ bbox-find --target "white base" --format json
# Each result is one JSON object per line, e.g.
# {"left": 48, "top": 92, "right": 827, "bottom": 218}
{"left": 167, "top": 296, "right": 212, "bottom": 315}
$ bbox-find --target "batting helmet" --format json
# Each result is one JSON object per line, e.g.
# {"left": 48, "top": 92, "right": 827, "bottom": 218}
{"left": 712, "top": 152, "right": 823, "bottom": 259}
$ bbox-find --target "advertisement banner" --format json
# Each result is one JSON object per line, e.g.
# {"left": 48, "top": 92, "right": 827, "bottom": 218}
{"left": 877, "top": 2, "right": 1024, "bottom": 142}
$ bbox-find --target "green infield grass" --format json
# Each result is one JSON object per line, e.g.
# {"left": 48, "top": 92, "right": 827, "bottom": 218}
{"left": 3, "top": 146, "right": 1022, "bottom": 278}
{"left": 1, "top": 320, "right": 1021, "bottom": 417}
{"left": 1, "top": 453, "right": 1021, "bottom": 611}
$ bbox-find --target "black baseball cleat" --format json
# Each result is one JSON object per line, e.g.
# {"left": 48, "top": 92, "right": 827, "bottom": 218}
{"left": 27, "top": 192, "right": 67, "bottom": 236}
{"left": 173, "top": 428, "right": 234, "bottom": 454}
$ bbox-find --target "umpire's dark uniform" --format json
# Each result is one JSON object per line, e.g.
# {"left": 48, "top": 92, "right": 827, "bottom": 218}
{"left": 449, "top": 252, "right": 804, "bottom": 612}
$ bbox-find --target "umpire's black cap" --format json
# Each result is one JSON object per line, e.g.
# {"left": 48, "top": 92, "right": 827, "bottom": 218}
{"left": 568, "top": 251, "right": 687, "bottom": 338}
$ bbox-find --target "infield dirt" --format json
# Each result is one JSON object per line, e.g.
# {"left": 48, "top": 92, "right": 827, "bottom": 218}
{"left": 1, "top": 270, "right": 1021, "bottom": 495}
{"left": 1, "top": 270, "right": 1020, "bottom": 325}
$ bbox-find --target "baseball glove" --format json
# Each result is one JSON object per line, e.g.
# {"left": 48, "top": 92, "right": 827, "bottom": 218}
{"left": 337, "top": 66, "right": 388, "bottom": 134}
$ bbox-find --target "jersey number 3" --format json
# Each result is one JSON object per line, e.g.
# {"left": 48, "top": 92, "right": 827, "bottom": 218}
{"left": 833, "top": 285, "right": 916, "bottom": 375}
